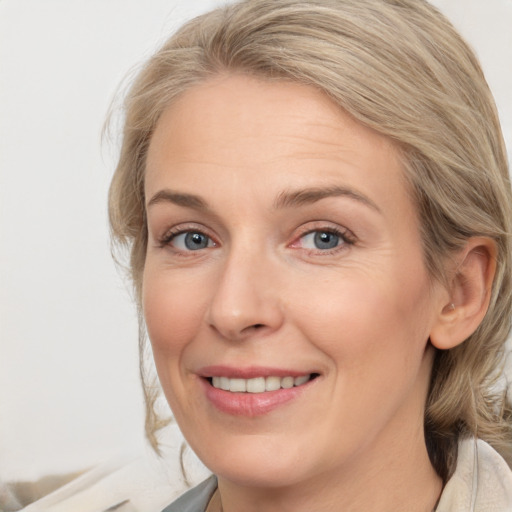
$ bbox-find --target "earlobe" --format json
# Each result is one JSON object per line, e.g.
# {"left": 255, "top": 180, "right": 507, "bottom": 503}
{"left": 430, "top": 237, "right": 497, "bottom": 350}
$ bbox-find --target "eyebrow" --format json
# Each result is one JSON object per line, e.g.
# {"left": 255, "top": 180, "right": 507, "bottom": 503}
{"left": 273, "top": 185, "right": 381, "bottom": 212}
{"left": 147, "top": 189, "right": 209, "bottom": 210}
{"left": 146, "top": 185, "right": 380, "bottom": 213}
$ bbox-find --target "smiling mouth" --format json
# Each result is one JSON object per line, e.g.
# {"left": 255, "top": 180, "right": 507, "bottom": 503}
{"left": 207, "top": 374, "right": 319, "bottom": 393}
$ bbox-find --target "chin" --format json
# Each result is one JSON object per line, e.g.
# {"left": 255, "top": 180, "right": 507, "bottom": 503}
{"left": 213, "top": 461, "right": 307, "bottom": 489}
{"left": 190, "top": 433, "right": 320, "bottom": 489}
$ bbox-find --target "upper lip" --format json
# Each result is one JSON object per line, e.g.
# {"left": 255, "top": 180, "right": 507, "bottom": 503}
{"left": 197, "top": 365, "right": 318, "bottom": 379}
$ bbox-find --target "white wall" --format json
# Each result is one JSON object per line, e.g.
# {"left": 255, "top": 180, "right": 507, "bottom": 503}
{"left": 0, "top": 0, "right": 511, "bottom": 481}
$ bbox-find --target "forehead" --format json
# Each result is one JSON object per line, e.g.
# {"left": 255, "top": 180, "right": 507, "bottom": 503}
{"left": 145, "top": 74, "right": 412, "bottom": 218}
{"left": 150, "top": 74, "right": 393, "bottom": 152}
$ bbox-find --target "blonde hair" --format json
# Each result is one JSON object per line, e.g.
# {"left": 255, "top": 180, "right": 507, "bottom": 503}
{"left": 109, "top": 0, "right": 512, "bottom": 480}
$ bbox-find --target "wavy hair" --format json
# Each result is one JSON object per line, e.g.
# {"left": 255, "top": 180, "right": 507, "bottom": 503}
{"left": 108, "top": 0, "right": 512, "bottom": 481}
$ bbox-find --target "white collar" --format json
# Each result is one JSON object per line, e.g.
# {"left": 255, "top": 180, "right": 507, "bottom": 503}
{"left": 437, "top": 438, "right": 512, "bottom": 511}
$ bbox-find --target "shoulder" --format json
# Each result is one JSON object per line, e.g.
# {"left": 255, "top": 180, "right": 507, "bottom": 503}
{"left": 437, "top": 438, "right": 512, "bottom": 512}
{"left": 16, "top": 454, "right": 196, "bottom": 512}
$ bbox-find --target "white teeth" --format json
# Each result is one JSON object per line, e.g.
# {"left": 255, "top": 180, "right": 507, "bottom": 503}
{"left": 265, "top": 376, "right": 281, "bottom": 391}
{"left": 220, "top": 377, "right": 230, "bottom": 391}
{"left": 247, "top": 377, "right": 266, "bottom": 393}
{"left": 210, "top": 374, "right": 312, "bottom": 393}
{"left": 230, "top": 378, "right": 247, "bottom": 392}
{"left": 281, "top": 376, "right": 294, "bottom": 389}
{"left": 294, "top": 375, "right": 310, "bottom": 386}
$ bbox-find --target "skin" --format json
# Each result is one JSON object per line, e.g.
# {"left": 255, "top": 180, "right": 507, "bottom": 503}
{"left": 143, "top": 74, "right": 449, "bottom": 511}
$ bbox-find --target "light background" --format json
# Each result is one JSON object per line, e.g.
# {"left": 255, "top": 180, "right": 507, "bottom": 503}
{"left": 1, "top": 0, "right": 511, "bottom": 481}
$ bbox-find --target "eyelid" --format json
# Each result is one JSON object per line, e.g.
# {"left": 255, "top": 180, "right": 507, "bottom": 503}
{"left": 289, "top": 222, "right": 356, "bottom": 252}
{"left": 157, "top": 223, "right": 218, "bottom": 249}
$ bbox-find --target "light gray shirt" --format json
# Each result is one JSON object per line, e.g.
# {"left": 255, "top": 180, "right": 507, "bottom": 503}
{"left": 161, "top": 476, "right": 217, "bottom": 512}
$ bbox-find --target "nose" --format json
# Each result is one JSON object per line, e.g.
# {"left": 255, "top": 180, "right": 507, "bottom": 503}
{"left": 206, "top": 247, "right": 284, "bottom": 342}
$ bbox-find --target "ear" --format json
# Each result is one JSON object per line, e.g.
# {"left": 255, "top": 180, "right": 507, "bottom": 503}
{"left": 430, "top": 237, "right": 497, "bottom": 350}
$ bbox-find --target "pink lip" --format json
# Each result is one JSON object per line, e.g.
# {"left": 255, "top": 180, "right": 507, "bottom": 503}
{"left": 197, "top": 366, "right": 319, "bottom": 417}
{"left": 198, "top": 365, "right": 312, "bottom": 379}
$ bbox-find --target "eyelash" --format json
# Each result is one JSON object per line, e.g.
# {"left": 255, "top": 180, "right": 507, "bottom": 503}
{"left": 292, "top": 226, "right": 356, "bottom": 254}
{"left": 157, "top": 226, "right": 216, "bottom": 251}
{"left": 157, "top": 225, "right": 356, "bottom": 254}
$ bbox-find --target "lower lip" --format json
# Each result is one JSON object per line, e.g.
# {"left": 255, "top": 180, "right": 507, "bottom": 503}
{"left": 201, "top": 378, "right": 312, "bottom": 416}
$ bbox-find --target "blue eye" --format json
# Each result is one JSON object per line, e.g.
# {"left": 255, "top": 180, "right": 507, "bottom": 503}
{"left": 171, "top": 231, "right": 213, "bottom": 251}
{"left": 301, "top": 230, "right": 342, "bottom": 250}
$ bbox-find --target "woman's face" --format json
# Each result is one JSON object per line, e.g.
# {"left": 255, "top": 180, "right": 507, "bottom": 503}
{"left": 143, "top": 75, "right": 445, "bottom": 489}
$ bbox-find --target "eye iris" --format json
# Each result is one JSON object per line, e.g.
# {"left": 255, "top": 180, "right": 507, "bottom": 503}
{"left": 184, "top": 232, "right": 209, "bottom": 250}
{"left": 314, "top": 231, "right": 339, "bottom": 249}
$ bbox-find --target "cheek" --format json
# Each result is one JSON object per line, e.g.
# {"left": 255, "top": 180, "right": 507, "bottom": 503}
{"left": 291, "top": 265, "right": 433, "bottom": 372}
{"left": 142, "top": 267, "right": 207, "bottom": 360}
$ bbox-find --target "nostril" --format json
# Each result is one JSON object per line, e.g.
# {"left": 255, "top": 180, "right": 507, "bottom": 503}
{"left": 241, "top": 323, "right": 265, "bottom": 334}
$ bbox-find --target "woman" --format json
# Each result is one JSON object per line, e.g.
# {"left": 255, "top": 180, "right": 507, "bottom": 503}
{"left": 108, "top": 0, "right": 512, "bottom": 510}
